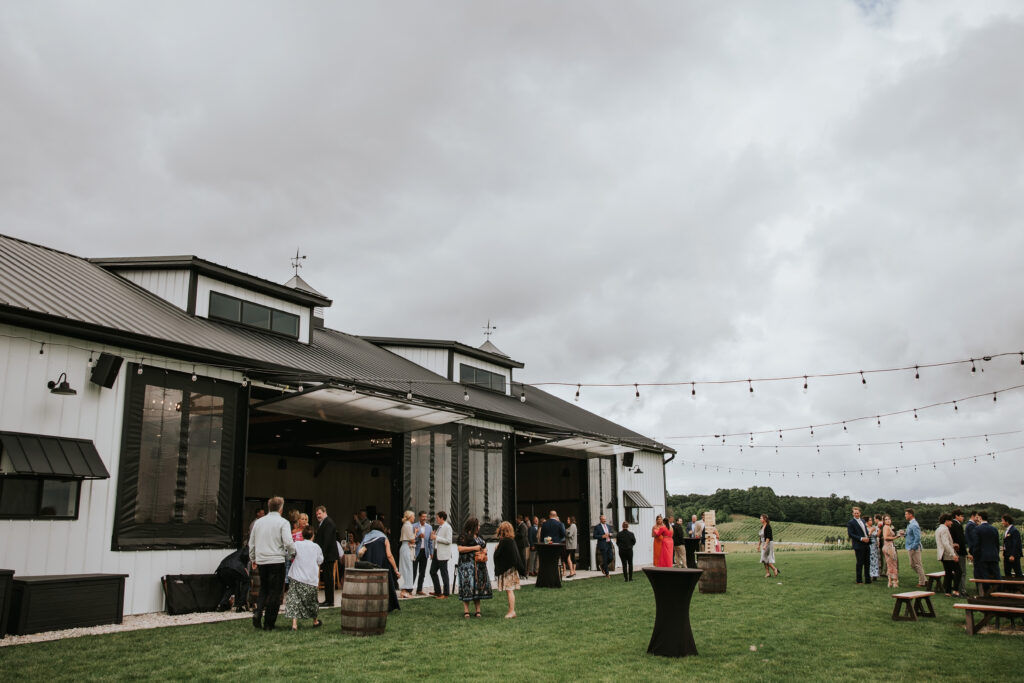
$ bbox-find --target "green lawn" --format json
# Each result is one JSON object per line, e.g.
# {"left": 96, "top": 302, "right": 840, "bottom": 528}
{"left": 1, "top": 552, "right": 1019, "bottom": 682}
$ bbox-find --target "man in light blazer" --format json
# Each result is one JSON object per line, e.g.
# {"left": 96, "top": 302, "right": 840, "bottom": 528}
{"left": 429, "top": 511, "right": 453, "bottom": 598}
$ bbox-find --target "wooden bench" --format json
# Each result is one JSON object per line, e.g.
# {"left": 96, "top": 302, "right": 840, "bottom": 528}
{"left": 989, "top": 592, "right": 1024, "bottom": 601}
{"left": 953, "top": 603, "right": 1024, "bottom": 635}
{"left": 891, "top": 591, "right": 936, "bottom": 621}
{"left": 970, "top": 578, "right": 1024, "bottom": 597}
{"left": 925, "top": 571, "right": 946, "bottom": 593}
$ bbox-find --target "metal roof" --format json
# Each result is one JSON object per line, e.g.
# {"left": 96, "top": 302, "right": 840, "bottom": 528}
{"left": 90, "top": 254, "right": 333, "bottom": 308}
{"left": 0, "top": 233, "right": 672, "bottom": 454}
{"left": 0, "top": 431, "right": 110, "bottom": 479}
{"left": 362, "top": 336, "right": 525, "bottom": 369}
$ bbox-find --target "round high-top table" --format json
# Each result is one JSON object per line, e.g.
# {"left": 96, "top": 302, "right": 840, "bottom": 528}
{"left": 681, "top": 538, "right": 702, "bottom": 568}
{"left": 641, "top": 567, "right": 703, "bottom": 657}
{"left": 534, "top": 543, "right": 565, "bottom": 588}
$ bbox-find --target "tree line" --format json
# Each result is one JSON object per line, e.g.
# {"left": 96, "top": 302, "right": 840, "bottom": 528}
{"left": 667, "top": 486, "right": 1024, "bottom": 530}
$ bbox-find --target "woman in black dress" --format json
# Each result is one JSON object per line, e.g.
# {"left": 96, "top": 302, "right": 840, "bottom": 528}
{"left": 357, "top": 520, "right": 401, "bottom": 612}
{"left": 454, "top": 517, "right": 492, "bottom": 618}
{"left": 493, "top": 521, "right": 526, "bottom": 618}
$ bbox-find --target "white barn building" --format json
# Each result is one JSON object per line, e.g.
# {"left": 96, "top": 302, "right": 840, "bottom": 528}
{"left": 0, "top": 234, "right": 673, "bottom": 615}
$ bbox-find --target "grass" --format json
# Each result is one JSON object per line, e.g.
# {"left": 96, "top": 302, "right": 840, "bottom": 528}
{"left": 1, "top": 552, "right": 1019, "bottom": 682}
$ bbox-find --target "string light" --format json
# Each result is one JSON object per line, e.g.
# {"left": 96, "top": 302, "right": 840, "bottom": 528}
{"left": 691, "top": 382, "right": 696, "bottom": 398}
{"left": 658, "top": 384, "right": 1024, "bottom": 441}
{"left": 634, "top": 384, "right": 640, "bottom": 400}
{"left": 674, "top": 444, "right": 1023, "bottom": 478}
{"left": 575, "top": 384, "right": 580, "bottom": 402}
{"left": 690, "top": 430, "right": 1018, "bottom": 452}
{"left": 915, "top": 366, "right": 920, "bottom": 379}
{"left": 463, "top": 388, "right": 470, "bottom": 402}
{"left": 860, "top": 371, "right": 866, "bottom": 385}
{"left": 971, "top": 359, "right": 977, "bottom": 373}
{"left": 803, "top": 376, "right": 808, "bottom": 393}
{"left": 748, "top": 379, "right": 754, "bottom": 394}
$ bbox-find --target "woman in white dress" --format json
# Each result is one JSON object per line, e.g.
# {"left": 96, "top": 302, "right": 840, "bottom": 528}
{"left": 398, "top": 510, "right": 416, "bottom": 598}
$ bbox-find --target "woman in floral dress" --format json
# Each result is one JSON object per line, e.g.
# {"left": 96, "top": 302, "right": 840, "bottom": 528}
{"left": 455, "top": 516, "right": 492, "bottom": 618}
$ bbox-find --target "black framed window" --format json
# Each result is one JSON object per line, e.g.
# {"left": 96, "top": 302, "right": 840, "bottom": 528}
{"left": 113, "top": 365, "right": 246, "bottom": 550}
{"left": 625, "top": 506, "right": 640, "bottom": 524}
{"left": 208, "top": 291, "right": 301, "bottom": 339}
{"left": 459, "top": 363, "right": 506, "bottom": 393}
{"left": 0, "top": 477, "right": 80, "bottom": 519}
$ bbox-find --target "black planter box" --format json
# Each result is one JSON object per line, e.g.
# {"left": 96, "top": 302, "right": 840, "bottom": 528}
{"left": 162, "top": 574, "right": 222, "bottom": 615}
{"left": 8, "top": 573, "right": 128, "bottom": 635}
{"left": 0, "top": 569, "right": 13, "bottom": 638}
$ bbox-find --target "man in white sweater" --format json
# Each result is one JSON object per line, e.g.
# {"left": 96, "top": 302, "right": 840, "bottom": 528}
{"left": 249, "top": 496, "right": 295, "bottom": 630}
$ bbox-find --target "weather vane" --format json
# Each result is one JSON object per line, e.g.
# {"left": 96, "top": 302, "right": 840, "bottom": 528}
{"left": 291, "top": 248, "right": 306, "bottom": 275}
{"left": 482, "top": 319, "right": 497, "bottom": 340}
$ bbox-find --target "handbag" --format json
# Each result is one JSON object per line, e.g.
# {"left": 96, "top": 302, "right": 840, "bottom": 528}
{"left": 474, "top": 547, "right": 488, "bottom": 563}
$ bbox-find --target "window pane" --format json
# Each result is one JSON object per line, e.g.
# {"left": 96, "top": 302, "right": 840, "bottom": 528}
{"left": 135, "top": 385, "right": 183, "bottom": 524}
{"left": 468, "top": 437, "right": 504, "bottom": 531}
{"left": 0, "top": 478, "right": 38, "bottom": 515}
{"left": 241, "top": 301, "right": 271, "bottom": 329}
{"left": 459, "top": 364, "right": 475, "bottom": 385}
{"left": 184, "top": 392, "right": 224, "bottom": 523}
{"left": 492, "top": 374, "right": 506, "bottom": 393}
{"left": 208, "top": 292, "right": 241, "bottom": 322}
{"left": 271, "top": 310, "right": 299, "bottom": 337}
{"left": 40, "top": 480, "right": 77, "bottom": 517}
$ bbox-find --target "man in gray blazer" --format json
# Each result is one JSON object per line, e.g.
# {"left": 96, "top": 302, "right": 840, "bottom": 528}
{"left": 429, "top": 511, "right": 453, "bottom": 598}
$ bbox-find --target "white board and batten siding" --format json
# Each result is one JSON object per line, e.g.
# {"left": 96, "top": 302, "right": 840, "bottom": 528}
{"left": 379, "top": 346, "right": 449, "bottom": 378}
{"left": 0, "top": 323, "right": 242, "bottom": 615}
{"left": 194, "top": 275, "right": 312, "bottom": 344}
{"left": 114, "top": 268, "right": 192, "bottom": 311}
{"left": 615, "top": 450, "right": 666, "bottom": 567}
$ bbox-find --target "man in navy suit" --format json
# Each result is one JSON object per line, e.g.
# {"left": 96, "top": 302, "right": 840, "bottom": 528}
{"left": 1002, "top": 514, "right": 1022, "bottom": 579}
{"left": 847, "top": 506, "right": 872, "bottom": 584}
{"left": 974, "top": 511, "right": 1001, "bottom": 580}
{"left": 964, "top": 510, "right": 979, "bottom": 579}
{"left": 593, "top": 514, "right": 614, "bottom": 577}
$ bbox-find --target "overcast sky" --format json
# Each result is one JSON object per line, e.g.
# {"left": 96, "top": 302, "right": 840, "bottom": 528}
{"left": 3, "top": 1, "right": 1023, "bottom": 508}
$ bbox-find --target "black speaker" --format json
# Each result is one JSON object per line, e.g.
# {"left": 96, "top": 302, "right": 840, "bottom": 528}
{"left": 90, "top": 353, "right": 124, "bottom": 388}
{"left": 622, "top": 452, "right": 634, "bottom": 468}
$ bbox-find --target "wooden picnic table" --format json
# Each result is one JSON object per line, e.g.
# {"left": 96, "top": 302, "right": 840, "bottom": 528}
{"left": 891, "top": 591, "right": 936, "bottom": 621}
{"left": 969, "top": 578, "right": 1024, "bottom": 597}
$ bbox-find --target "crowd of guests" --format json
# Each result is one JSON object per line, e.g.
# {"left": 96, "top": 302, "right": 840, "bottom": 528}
{"left": 650, "top": 512, "right": 715, "bottom": 569}
{"left": 847, "top": 506, "right": 1022, "bottom": 596}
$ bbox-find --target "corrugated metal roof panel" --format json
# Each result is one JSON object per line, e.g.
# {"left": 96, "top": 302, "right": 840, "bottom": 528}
{"left": 0, "top": 233, "right": 672, "bottom": 453}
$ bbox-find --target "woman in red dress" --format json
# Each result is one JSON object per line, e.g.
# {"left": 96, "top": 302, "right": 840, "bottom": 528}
{"left": 652, "top": 515, "right": 673, "bottom": 566}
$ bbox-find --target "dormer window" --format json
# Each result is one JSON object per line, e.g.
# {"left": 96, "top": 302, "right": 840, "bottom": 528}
{"left": 460, "top": 363, "right": 506, "bottom": 393}
{"left": 208, "top": 291, "right": 300, "bottom": 338}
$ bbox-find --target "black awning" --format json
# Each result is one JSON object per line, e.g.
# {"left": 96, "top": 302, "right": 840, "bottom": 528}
{"left": 623, "top": 490, "right": 653, "bottom": 508}
{"left": 0, "top": 431, "right": 110, "bottom": 479}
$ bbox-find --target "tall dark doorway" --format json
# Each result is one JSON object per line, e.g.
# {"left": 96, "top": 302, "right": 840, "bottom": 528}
{"left": 515, "top": 452, "right": 591, "bottom": 570}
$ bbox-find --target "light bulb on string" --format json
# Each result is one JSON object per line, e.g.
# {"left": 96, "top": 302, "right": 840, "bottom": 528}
{"left": 993, "top": 392, "right": 997, "bottom": 402}
{"left": 914, "top": 366, "right": 920, "bottom": 379}
{"left": 634, "top": 384, "right": 640, "bottom": 400}
{"left": 749, "top": 432, "right": 753, "bottom": 444}
{"left": 779, "top": 430, "right": 783, "bottom": 440}
{"left": 748, "top": 379, "right": 753, "bottom": 395}
{"left": 913, "top": 409, "right": 918, "bottom": 420}
{"left": 953, "top": 401, "right": 958, "bottom": 412}
{"left": 691, "top": 382, "right": 696, "bottom": 399}
{"left": 520, "top": 389, "right": 526, "bottom": 403}
{"left": 860, "top": 370, "right": 866, "bottom": 385}
{"left": 971, "top": 359, "right": 976, "bottom": 373}
{"left": 803, "top": 376, "right": 808, "bottom": 393}
{"left": 876, "top": 416, "right": 881, "bottom": 427}
{"left": 191, "top": 366, "right": 197, "bottom": 382}
{"left": 810, "top": 426, "right": 814, "bottom": 438}
{"left": 843, "top": 422, "right": 847, "bottom": 432}
{"left": 464, "top": 388, "right": 470, "bottom": 401}
{"left": 574, "top": 384, "right": 580, "bottom": 402}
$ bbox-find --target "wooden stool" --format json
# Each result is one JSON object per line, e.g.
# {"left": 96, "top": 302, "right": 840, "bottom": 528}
{"left": 925, "top": 571, "right": 945, "bottom": 593}
{"left": 891, "top": 591, "right": 936, "bottom": 621}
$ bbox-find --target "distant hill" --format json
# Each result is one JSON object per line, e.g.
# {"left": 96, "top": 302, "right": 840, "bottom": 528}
{"left": 715, "top": 514, "right": 848, "bottom": 544}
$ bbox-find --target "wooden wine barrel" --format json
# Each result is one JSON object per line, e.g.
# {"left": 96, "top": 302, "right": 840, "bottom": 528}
{"left": 340, "top": 568, "right": 389, "bottom": 636}
{"left": 696, "top": 552, "right": 727, "bottom": 594}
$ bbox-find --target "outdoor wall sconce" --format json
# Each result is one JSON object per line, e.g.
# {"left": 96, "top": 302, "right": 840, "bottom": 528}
{"left": 47, "top": 372, "right": 77, "bottom": 396}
